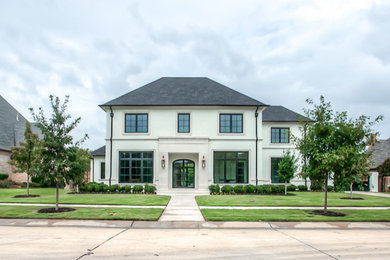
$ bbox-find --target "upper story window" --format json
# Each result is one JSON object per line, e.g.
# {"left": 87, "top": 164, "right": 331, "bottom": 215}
{"left": 219, "top": 114, "right": 243, "bottom": 133}
{"left": 100, "top": 162, "right": 105, "bottom": 179}
{"left": 178, "top": 113, "right": 190, "bottom": 133}
{"left": 125, "top": 113, "right": 148, "bottom": 133}
{"left": 271, "top": 127, "right": 289, "bottom": 143}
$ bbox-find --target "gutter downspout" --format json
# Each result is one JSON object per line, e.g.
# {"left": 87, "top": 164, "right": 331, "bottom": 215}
{"left": 255, "top": 106, "right": 259, "bottom": 186}
{"left": 109, "top": 106, "right": 114, "bottom": 186}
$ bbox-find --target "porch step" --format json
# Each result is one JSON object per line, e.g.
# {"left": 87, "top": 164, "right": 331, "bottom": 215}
{"left": 157, "top": 189, "right": 209, "bottom": 195}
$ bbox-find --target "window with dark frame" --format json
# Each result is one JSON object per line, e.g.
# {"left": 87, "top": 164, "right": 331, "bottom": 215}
{"left": 100, "top": 162, "right": 105, "bottom": 179}
{"left": 125, "top": 114, "right": 148, "bottom": 133}
{"left": 219, "top": 114, "right": 243, "bottom": 133}
{"left": 271, "top": 157, "right": 282, "bottom": 183}
{"left": 178, "top": 113, "right": 190, "bottom": 133}
{"left": 119, "top": 151, "right": 153, "bottom": 183}
{"left": 271, "top": 128, "right": 289, "bottom": 143}
{"left": 214, "top": 151, "right": 248, "bottom": 183}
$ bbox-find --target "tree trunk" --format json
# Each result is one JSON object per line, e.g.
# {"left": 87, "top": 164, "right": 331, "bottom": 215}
{"left": 26, "top": 174, "right": 30, "bottom": 197}
{"left": 285, "top": 182, "right": 287, "bottom": 195}
{"left": 305, "top": 178, "right": 307, "bottom": 187}
{"left": 350, "top": 183, "right": 353, "bottom": 199}
{"left": 324, "top": 173, "right": 328, "bottom": 213}
{"left": 55, "top": 181, "right": 59, "bottom": 211}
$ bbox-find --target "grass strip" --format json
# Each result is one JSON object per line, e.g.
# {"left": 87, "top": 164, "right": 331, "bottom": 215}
{"left": 0, "top": 188, "right": 170, "bottom": 206}
{"left": 0, "top": 205, "right": 163, "bottom": 221}
{"left": 201, "top": 208, "right": 390, "bottom": 222}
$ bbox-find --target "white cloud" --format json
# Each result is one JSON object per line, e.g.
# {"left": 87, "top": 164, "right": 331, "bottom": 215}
{"left": 0, "top": 0, "right": 389, "bottom": 150}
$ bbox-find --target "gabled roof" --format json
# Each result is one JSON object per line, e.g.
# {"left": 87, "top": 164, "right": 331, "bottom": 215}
{"left": 91, "top": 146, "right": 105, "bottom": 156}
{"left": 101, "top": 77, "right": 267, "bottom": 107}
{"left": 262, "top": 105, "right": 309, "bottom": 122}
{"left": 0, "top": 95, "right": 28, "bottom": 151}
{"left": 367, "top": 138, "right": 390, "bottom": 169}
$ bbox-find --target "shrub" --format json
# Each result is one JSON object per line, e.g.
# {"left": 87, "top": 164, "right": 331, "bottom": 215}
{"left": 298, "top": 185, "right": 308, "bottom": 191}
{"left": 271, "top": 185, "right": 280, "bottom": 193}
{"left": 102, "top": 185, "right": 109, "bottom": 192}
{"left": 0, "top": 179, "right": 18, "bottom": 188}
{"left": 120, "top": 185, "right": 127, "bottom": 192}
{"left": 133, "top": 185, "right": 143, "bottom": 193}
{"left": 221, "top": 185, "right": 233, "bottom": 194}
{"left": 86, "top": 184, "right": 94, "bottom": 192}
{"left": 245, "top": 184, "right": 256, "bottom": 193}
{"left": 209, "top": 185, "right": 217, "bottom": 194}
{"left": 109, "top": 184, "right": 120, "bottom": 192}
{"left": 310, "top": 183, "right": 323, "bottom": 191}
{"left": 215, "top": 184, "right": 220, "bottom": 193}
{"left": 125, "top": 185, "right": 132, "bottom": 193}
{"left": 264, "top": 185, "right": 273, "bottom": 194}
{"left": 0, "top": 174, "right": 8, "bottom": 180}
{"left": 255, "top": 185, "right": 264, "bottom": 193}
{"left": 287, "top": 184, "right": 297, "bottom": 192}
{"left": 79, "top": 185, "right": 86, "bottom": 192}
{"left": 233, "top": 185, "right": 244, "bottom": 194}
{"left": 93, "top": 184, "right": 101, "bottom": 192}
{"left": 145, "top": 184, "right": 156, "bottom": 194}
{"left": 327, "top": 185, "right": 334, "bottom": 192}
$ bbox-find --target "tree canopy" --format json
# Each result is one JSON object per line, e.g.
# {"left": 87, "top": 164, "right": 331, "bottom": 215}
{"left": 277, "top": 150, "right": 298, "bottom": 195}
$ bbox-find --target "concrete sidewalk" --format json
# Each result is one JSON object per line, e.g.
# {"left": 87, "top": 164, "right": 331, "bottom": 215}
{"left": 159, "top": 195, "right": 204, "bottom": 221}
{"left": 1, "top": 218, "right": 390, "bottom": 229}
{"left": 347, "top": 191, "right": 390, "bottom": 198}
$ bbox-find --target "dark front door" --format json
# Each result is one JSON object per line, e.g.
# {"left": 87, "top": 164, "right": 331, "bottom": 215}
{"left": 172, "top": 159, "right": 195, "bottom": 188}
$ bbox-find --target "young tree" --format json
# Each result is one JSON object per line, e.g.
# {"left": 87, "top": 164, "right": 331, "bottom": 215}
{"left": 8, "top": 122, "right": 40, "bottom": 196}
{"left": 68, "top": 147, "right": 91, "bottom": 191}
{"left": 295, "top": 96, "right": 381, "bottom": 213}
{"left": 30, "top": 95, "right": 88, "bottom": 211}
{"left": 277, "top": 150, "right": 298, "bottom": 195}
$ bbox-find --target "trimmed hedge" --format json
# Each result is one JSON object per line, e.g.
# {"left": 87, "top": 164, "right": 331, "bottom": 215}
{"left": 0, "top": 174, "right": 8, "bottom": 180}
{"left": 298, "top": 185, "right": 308, "bottom": 191}
{"left": 210, "top": 184, "right": 302, "bottom": 195}
{"left": 221, "top": 185, "right": 233, "bottom": 194}
{"left": 287, "top": 184, "right": 297, "bottom": 191}
{"left": 78, "top": 183, "right": 156, "bottom": 194}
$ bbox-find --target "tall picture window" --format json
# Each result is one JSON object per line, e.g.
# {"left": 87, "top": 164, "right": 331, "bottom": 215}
{"left": 119, "top": 151, "right": 153, "bottom": 183}
{"left": 271, "top": 157, "right": 282, "bottom": 183}
{"left": 214, "top": 151, "right": 248, "bottom": 183}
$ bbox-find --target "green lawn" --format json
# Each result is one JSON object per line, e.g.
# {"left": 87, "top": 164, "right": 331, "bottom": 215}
{"left": 196, "top": 192, "right": 390, "bottom": 207}
{"left": 0, "top": 205, "right": 163, "bottom": 220}
{"left": 0, "top": 188, "right": 170, "bottom": 206}
{"left": 201, "top": 209, "right": 390, "bottom": 222}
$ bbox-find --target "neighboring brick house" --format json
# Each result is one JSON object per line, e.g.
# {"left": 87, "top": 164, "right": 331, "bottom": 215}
{"left": 90, "top": 77, "right": 310, "bottom": 193}
{"left": 0, "top": 95, "right": 41, "bottom": 183}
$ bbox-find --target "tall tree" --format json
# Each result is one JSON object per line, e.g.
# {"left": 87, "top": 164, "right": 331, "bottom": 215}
{"left": 295, "top": 96, "right": 381, "bottom": 213}
{"left": 277, "top": 150, "right": 298, "bottom": 195}
{"left": 30, "top": 95, "right": 88, "bottom": 211}
{"left": 8, "top": 122, "right": 40, "bottom": 196}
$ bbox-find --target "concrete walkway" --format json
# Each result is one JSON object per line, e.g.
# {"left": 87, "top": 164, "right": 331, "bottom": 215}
{"left": 347, "top": 191, "right": 390, "bottom": 198}
{"left": 159, "top": 195, "right": 204, "bottom": 221}
{"left": 0, "top": 202, "right": 165, "bottom": 208}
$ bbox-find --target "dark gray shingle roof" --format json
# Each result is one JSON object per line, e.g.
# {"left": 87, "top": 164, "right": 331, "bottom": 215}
{"left": 91, "top": 146, "right": 105, "bottom": 156}
{"left": 262, "top": 105, "right": 309, "bottom": 122}
{"left": 101, "top": 77, "right": 266, "bottom": 107}
{"left": 367, "top": 138, "right": 390, "bottom": 169}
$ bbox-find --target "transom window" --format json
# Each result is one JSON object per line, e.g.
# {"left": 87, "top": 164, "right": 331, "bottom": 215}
{"left": 271, "top": 128, "right": 289, "bottom": 143}
{"left": 125, "top": 114, "right": 148, "bottom": 133}
{"left": 178, "top": 113, "right": 190, "bottom": 133}
{"left": 214, "top": 151, "right": 248, "bottom": 183}
{"left": 271, "top": 157, "right": 282, "bottom": 183}
{"left": 219, "top": 114, "right": 243, "bottom": 133}
{"left": 119, "top": 151, "right": 153, "bottom": 183}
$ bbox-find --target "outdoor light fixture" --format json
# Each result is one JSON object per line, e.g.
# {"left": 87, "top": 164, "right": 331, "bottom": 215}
{"left": 202, "top": 156, "right": 206, "bottom": 168}
{"left": 161, "top": 155, "right": 166, "bottom": 168}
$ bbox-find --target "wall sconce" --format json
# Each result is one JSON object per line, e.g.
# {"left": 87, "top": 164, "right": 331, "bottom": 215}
{"left": 161, "top": 155, "right": 165, "bottom": 168}
{"left": 202, "top": 156, "right": 206, "bottom": 168}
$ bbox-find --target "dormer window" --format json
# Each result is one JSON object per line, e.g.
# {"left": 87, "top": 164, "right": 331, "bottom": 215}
{"left": 125, "top": 113, "right": 148, "bottom": 133}
{"left": 219, "top": 114, "right": 243, "bottom": 133}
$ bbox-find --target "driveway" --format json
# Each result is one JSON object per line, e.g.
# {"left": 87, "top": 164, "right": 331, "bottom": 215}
{"left": 1, "top": 220, "right": 390, "bottom": 259}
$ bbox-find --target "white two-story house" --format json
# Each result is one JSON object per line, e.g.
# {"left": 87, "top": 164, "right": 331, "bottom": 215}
{"left": 90, "top": 77, "right": 308, "bottom": 193}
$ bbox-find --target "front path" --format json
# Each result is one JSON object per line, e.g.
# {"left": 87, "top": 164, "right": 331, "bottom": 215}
{"left": 159, "top": 195, "right": 204, "bottom": 221}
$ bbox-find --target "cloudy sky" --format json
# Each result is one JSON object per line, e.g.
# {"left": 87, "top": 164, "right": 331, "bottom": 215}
{"left": 1, "top": 0, "right": 389, "bottom": 150}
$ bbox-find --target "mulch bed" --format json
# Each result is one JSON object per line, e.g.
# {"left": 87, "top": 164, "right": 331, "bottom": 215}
{"left": 13, "top": 195, "right": 40, "bottom": 198}
{"left": 340, "top": 197, "right": 364, "bottom": 200}
{"left": 313, "top": 210, "right": 346, "bottom": 217}
{"left": 37, "top": 208, "right": 76, "bottom": 213}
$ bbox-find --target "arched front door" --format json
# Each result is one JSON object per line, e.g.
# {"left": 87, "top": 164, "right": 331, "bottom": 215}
{"left": 172, "top": 159, "right": 195, "bottom": 188}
